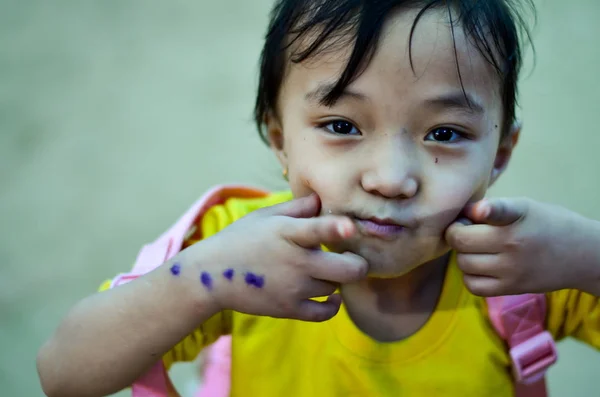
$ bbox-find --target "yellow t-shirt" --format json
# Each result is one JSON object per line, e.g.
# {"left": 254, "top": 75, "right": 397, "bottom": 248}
{"left": 101, "top": 190, "right": 600, "bottom": 396}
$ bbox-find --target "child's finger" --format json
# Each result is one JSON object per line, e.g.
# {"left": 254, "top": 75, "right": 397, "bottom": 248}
{"left": 294, "top": 294, "right": 342, "bottom": 322}
{"left": 307, "top": 251, "right": 368, "bottom": 284}
{"left": 456, "top": 253, "right": 502, "bottom": 277}
{"left": 462, "top": 274, "right": 502, "bottom": 297}
{"left": 305, "top": 279, "right": 339, "bottom": 298}
{"left": 445, "top": 222, "right": 502, "bottom": 253}
{"left": 465, "top": 198, "right": 527, "bottom": 226}
{"left": 287, "top": 216, "right": 356, "bottom": 248}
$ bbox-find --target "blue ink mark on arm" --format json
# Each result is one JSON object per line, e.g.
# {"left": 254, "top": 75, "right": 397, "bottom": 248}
{"left": 170, "top": 263, "right": 181, "bottom": 276}
{"left": 201, "top": 272, "right": 213, "bottom": 290}
{"left": 223, "top": 269, "right": 235, "bottom": 281}
{"left": 244, "top": 272, "right": 265, "bottom": 288}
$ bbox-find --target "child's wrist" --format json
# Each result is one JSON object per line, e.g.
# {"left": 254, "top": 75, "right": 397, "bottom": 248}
{"left": 179, "top": 238, "right": 237, "bottom": 315}
{"left": 167, "top": 243, "right": 226, "bottom": 319}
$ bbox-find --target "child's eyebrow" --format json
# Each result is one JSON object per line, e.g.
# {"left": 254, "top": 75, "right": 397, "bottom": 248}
{"left": 304, "top": 82, "right": 369, "bottom": 105}
{"left": 423, "top": 91, "right": 485, "bottom": 115}
{"left": 305, "top": 82, "right": 485, "bottom": 116}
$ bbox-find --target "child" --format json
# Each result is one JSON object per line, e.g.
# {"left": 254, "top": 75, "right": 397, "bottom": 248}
{"left": 37, "top": 1, "right": 600, "bottom": 396}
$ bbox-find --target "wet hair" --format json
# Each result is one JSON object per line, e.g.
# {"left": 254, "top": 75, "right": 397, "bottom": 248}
{"left": 254, "top": 0, "right": 535, "bottom": 142}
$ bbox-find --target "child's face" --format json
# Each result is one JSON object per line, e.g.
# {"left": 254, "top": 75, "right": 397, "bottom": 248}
{"left": 269, "top": 9, "right": 518, "bottom": 277}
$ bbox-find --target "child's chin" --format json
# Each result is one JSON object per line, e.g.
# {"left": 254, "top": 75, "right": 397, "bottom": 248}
{"left": 360, "top": 247, "right": 451, "bottom": 279}
{"left": 366, "top": 263, "right": 422, "bottom": 279}
{"left": 356, "top": 250, "right": 420, "bottom": 277}
{"left": 327, "top": 238, "right": 450, "bottom": 277}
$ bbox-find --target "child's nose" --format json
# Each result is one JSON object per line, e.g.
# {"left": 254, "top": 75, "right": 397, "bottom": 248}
{"left": 360, "top": 143, "right": 419, "bottom": 199}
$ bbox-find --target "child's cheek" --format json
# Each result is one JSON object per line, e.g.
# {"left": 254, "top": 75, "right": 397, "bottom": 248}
{"left": 286, "top": 165, "right": 327, "bottom": 202}
{"left": 292, "top": 173, "right": 345, "bottom": 212}
{"left": 287, "top": 152, "right": 351, "bottom": 208}
{"left": 430, "top": 174, "right": 489, "bottom": 227}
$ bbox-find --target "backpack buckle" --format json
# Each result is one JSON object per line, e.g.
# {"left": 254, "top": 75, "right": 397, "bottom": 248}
{"left": 510, "top": 330, "right": 557, "bottom": 384}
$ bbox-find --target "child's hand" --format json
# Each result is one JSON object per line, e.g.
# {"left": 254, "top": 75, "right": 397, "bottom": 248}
{"left": 188, "top": 193, "right": 368, "bottom": 322}
{"left": 445, "top": 197, "right": 600, "bottom": 297}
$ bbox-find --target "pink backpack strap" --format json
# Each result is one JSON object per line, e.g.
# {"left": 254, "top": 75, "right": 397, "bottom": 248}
{"left": 109, "top": 184, "right": 269, "bottom": 397}
{"left": 486, "top": 294, "right": 558, "bottom": 397}
{"left": 195, "top": 335, "right": 233, "bottom": 397}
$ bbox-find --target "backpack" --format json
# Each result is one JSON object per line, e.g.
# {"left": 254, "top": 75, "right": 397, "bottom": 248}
{"left": 109, "top": 184, "right": 558, "bottom": 397}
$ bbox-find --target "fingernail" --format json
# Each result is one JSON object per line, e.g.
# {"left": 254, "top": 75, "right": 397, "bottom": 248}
{"left": 478, "top": 200, "right": 491, "bottom": 219}
{"left": 337, "top": 222, "right": 352, "bottom": 238}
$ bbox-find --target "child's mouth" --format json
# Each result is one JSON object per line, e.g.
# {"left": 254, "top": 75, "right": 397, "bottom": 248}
{"left": 354, "top": 217, "right": 405, "bottom": 239}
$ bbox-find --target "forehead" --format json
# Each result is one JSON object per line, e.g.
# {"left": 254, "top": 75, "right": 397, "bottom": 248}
{"left": 280, "top": 7, "right": 502, "bottom": 115}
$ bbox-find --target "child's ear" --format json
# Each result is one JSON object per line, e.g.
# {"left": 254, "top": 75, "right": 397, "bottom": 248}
{"left": 490, "top": 121, "right": 521, "bottom": 186}
{"left": 265, "top": 111, "right": 288, "bottom": 170}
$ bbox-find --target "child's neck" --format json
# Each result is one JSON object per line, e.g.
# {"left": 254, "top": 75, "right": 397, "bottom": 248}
{"left": 339, "top": 253, "right": 450, "bottom": 342}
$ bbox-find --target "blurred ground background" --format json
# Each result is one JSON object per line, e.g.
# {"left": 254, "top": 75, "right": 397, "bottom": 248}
{"left": 1, "top": 0, "right": 599, "bottom": 395}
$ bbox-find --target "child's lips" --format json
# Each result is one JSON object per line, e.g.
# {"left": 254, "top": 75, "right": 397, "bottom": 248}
{"left": 354, "top": 217, "right": 406, "bottom": 239}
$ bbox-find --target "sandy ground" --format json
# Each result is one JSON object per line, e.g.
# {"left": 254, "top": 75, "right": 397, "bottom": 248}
{"left": 1, "top": 0, "right": 599, "bottom": 396}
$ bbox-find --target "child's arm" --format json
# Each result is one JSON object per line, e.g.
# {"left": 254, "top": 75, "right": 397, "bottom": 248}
{"left": 36, "top": 247, "right": 221, "bottom": 397}
{"left": 37, "top": 194, "right": 367, "bottom": 397}
{"left": 446, "top": 198, "right": 600, "bottom": 350}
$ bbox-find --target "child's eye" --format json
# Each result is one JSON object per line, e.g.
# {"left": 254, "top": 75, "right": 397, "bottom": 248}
{"left": 320, "top": 120, "right": 361, "bottom": 136}
{"left": 424, "top": 127, "right": 463, "bottom": 143}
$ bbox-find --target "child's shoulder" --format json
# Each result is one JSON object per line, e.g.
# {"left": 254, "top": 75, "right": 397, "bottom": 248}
{"left": 209, "top": 187, "right": 293, "bottom": 219}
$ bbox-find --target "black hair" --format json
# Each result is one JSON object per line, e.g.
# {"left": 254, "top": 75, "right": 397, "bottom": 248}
{"left": 254, "top": 0, "right": 535, "bottom": 142}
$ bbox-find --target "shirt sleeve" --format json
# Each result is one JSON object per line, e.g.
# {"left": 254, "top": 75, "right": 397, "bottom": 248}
{"left": 546, "top": 289, "right": 600, "bottom": 349}
{"left": 162, "top": 310, "right": 231, "bottom": 369}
